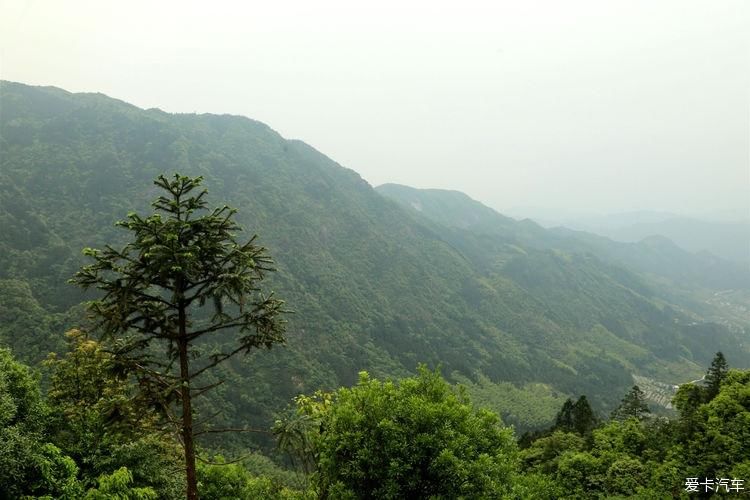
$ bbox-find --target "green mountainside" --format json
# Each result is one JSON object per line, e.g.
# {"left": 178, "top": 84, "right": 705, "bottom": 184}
{"left": 377, "top": 183, "right": 750, "bottom": 327}
{"left": 1, "top": 81, "right": 748, "bottom": 442}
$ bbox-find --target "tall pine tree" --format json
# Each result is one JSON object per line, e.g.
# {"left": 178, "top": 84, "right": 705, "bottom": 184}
{"left": 71, "top": 174, "right": 288, "bottom": 500}
{"left": 610, "top": 385, "right": 650, "bottom": 421}
{"left": 704, "top": 352, "right": 728, "bottom": 402}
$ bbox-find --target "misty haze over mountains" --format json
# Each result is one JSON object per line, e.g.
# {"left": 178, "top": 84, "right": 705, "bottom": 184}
{"left": 503, "top": 208, "right": 750, "bottom": 269}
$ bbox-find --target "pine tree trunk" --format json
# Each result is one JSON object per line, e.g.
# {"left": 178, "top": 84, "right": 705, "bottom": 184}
{"left": 178, "top": 305, "right": 198, "bottom": 499}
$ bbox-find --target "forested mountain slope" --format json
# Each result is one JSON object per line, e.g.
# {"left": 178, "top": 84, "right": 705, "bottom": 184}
{"left": 377, "top": 183, "right": 750, "bottom": 329}
{"left": 1, "top": 81, "right": 748, "bottom": 439}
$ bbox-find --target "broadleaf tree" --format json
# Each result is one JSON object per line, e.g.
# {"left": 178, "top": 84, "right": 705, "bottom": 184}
{"left": 71, "top": 174, "right": 288, "bottom": 500}
{"left": 278, "top": 367, "right": 520, "bottom": 498}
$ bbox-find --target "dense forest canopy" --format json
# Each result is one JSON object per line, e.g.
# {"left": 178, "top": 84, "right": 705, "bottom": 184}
{"left": 3, "top": 345, "right": 749, "bottom": 498}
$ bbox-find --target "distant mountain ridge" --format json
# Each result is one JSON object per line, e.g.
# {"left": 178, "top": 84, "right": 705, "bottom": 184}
{"left": 580, "top": 216, "right": 749, "bottom": 267}
{"left": 505, "top": 208, "right": 750, "bottom": 268}
{"left": 1, "top": 81, "right": 748, "bottom": 442}
{"left": 377, "top": 183, "right": 750, "bottom": 291}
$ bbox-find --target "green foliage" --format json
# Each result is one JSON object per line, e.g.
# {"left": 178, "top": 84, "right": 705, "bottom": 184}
{"left": 553, "top": 396, "right": 599, "bottom": 436}
{"left": 520, "top": 431, "right": 586, "bottom": 474}
{"left": 83, "top": 467, "right": 158, "bottom": 500}
{"left": 604, "top": 456, "right": 645, "bottom": 495}
{"left": 554, "top": 398, "right": 576, "bottom": 431}
{"left": 273, "top": 404, "right": 323, "bottom": 475}
{"left": 0, "top": 349, "right": 82, "bottom": 499}
{"left": 592, "top": 419, "right": 647, "bottom": 457}
{"left": 610, "top": 385, "right": 650, "bottom": 421}
{"left": 507, "top": 471, "right": 563, "bottom": 500}
{"left": 452, "top": 373, "right": 568, "bottom": 433}
{"left": 0, "top": 348, "right": 44, "bottom": 431}
{"left": 45, "top": 330, "right": 183, "bottom": 498}
{"left": 704, "top": 351, "right": 729, "bottom": 401}
{"left": 556, "top": 451, "right": 605, "bottom": 497}
{"left": 571, "top": 397, "right": 598, "bottom": 436}
{"left": 682, "top": 370, "right": 750, "bottom": 476}
{"left": 0, "top": 279, "right": 70, "bottom": 362}
{"left": 45, "top": 330, "right": 148, "bottom": 454}
{"left": 197, "top": 458, "right": 307, "bottom": 500}
{"left": 289, "top": 367, "right": 518, "bottom": 499}
{"left": 519, "top": 358, "right": 750, "bottom": 498}
{"left": 672, "top": 382, "right": 704, "bottom": 440}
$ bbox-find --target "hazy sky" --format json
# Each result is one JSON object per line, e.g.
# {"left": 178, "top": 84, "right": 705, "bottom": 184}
{"left": 1, "top": 0, "right": 748, "bottom": 218}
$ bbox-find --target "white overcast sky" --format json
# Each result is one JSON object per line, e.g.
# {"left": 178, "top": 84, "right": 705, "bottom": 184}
{"left": 1, "top": 0, "right": 748, "bottom": 218}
